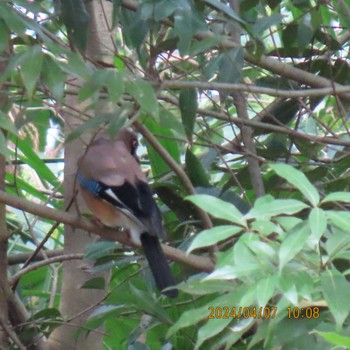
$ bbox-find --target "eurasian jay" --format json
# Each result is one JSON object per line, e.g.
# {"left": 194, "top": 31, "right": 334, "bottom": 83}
{"left": 77, "top": 128, "right": 178, "bottom": 298}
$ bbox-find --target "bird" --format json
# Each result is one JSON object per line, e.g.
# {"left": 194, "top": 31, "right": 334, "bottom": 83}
{"left": 77, "top": 127, "right": 178, "bottom": 298}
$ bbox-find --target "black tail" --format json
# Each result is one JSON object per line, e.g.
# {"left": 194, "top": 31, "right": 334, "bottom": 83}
{"left": 140, "top": 233, "right": 178, "bottom": 298}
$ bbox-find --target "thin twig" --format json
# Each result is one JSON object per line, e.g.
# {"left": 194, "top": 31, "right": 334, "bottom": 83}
{"left": 232, "top": 92, "right": 265, "bottom": 197}
{"left": 0, "top": 318, "right": 26, "bottom": 350}
{"left": 10, "top": 254, "right": 84, "bottom": 286}
{"left": 134, "top": 121, "right": 213, "bottom": 231}
{"left": 161, "top": 80, "right": 350, "bottom": 98}
{"left": 8, "top": 249, "right": 63, "bottom": 265}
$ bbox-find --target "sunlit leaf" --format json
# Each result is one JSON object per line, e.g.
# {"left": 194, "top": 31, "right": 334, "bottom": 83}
{"left": 321, "top": 270, "right": 350, "bottom": 327}
{"left": 270, "top": 163, "right": 320, "bottom": 206}
{"left": 187, "top": 194, "right": 245, "bottom": 226}
{"left": 256, "top": 275, "right": 277, "bottom": 307}
{"left": 187, "top": 225, "right": 241, "bottom": 253}
{"left": 326, "top": 211, "right": 350, "bottom": 232}
{"left": 246, "top": 199, "right": 308, "bottom": 220}
{"left": 309, "top": 207, "right": 327, "bottom": 246}
{"left": 279, "top": 223, "right": 309, "bottom": 271}
{"left": 316, "top": 331, "right": 350, "bottom": 348}
{"left": 322, "top": 191, "right": 350, "bottom": 204}
{"left": 195, "top": 318, "right": 231, "bottom": 350}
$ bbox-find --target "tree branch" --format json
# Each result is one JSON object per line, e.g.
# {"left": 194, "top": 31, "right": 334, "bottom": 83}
{"left": 232, "top": 91, "right": 265, "bottom": 197}
{"left": 161, "top": 80, "right": 350, "bottom": 98}
{"left": 120, "top": 0, "right": 350, "bottom": 102}
{"left": 0, "top": 190, "right": 214, "bottom": 273}
{"left": 201, "top": 109, "right": 350, "bottom": 148}
{"left": 10, "top": 254, "right": 84, "bottom": 286}
{"left": 229, "top": 0, "right": 265, "bottom": 198}
{"left": 8, "top": 249, "right": 63, "bottom": 265}
{"left": 0, "top": 318, "right": 26, "bottom": 350}
{"left": 134, "top": 121, "right": 213, "bottom": 231}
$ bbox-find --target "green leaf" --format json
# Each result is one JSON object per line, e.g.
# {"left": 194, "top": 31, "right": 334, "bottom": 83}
{"left": 125, "top": 79, "right": 159, "bottom": 119}
{"left": 326, "top": 210, "right": 350, "bottom": 231}
{"left": 168, "top": 292, "right": 243, "bottom": 337}
{"left": 203, "top": 0, "right": 245, "bottom": 24}
{"left": 152, "top": 0, "right": 178, "bottom": 21}
{"left": 205, "top": 262, "right": 261, "bottom": 280}
{"left": 129, "top": 284, "right": 172, "bottom": 324}
{"left": 167, "top": 306, "right": 208, "bottom": 337}
{"left": 0, "top": 111, "right": 16, "bottom": 134}
{"left": 143, "top": 118, "right": 180, "bottom": 177}
{"left": 173, "top": 3, "right": 205, "bottom": 55}
{"left": 80, "top": 277, "right": 106, "bottom": 290}
{"left": 187, "top": 194, "right": 245, "bottom": 226}
{"left": 0, "top": 3, "right": 26, "bottom": 35}
{"left": 270, "top": 163, "right": 320, "bottom": 206}
{"left": 65, "top": 115, "right": 110, "bottom": 142}
{"left": 187, "top": 225, "right": 241, "bottom": 253}
{"left": 251, "top": 219, "right": 278, "bottom": 236}
{"left": 297, "top": 14, "right": 314, "bottom": 48}
{"left": 57, "top": 51, "right": 90, "bottom": 80}
{"left": 105, "top": 70, "right": 124, "bottom": 102}
{"left": 189, "top": 34, "right": 226, "bottom": 56}
{"left": 256, "top": 275, "right": 277, "bottom": 307}
{"left": 84, "top": 241, "right": 118, "bottom": 260}
{"left": 196, "top": 318, "right": 231, "bottom": 350}
{"left": 13, "top": 137, "right": 59, "bottom": 187}
{"left": 252, "top": 14, "right": 283, "bottom": 38}
{"left": 321, "top": 270, "right": 350, "bottom": 328}
{"left": 61, "top": 0, "right": 90, "bottom": 53}
{"left": 316, "top": 331, "right": 350, "bottom": 348}
{"left": 259, "top": 98, "right": 300, "bottom": 128}
{"left": 30, "top": 308, "right": 61, "bottom": 321}
{"left": 279, "top": 223, "right": 309, "bottom": 271}
{"left": 246, "top": 199, "right": 308, "bottom": 220}
{"left": 321, "top": 191, "right": 350, "bottom": 204}
{"left": 88, "top": 305, "right": 125, "bottom": 320}
{"left": 324, "top": 229, "right": 350, "bottom": 261}
{"left": 278, "top": 275, "right": 298, "bottom": 304}
{"left": 42, "top": 56, "right": 66, "bottom": 102}
{"left": 217, "top": 48, "right": 244, "bottom": 84}
{"left": 176, "top": 277, "right": 235, "bottom": 296}
{"left": 308, "top": 207, "right": 327, "bottom": 246}
{"left": 20, "top": 45, "right": 43, "bottom": 97}
{"left": 0, "top": 131, "right": 7, "bottom": 157}
{"left": 0, "top": 19, "right": 9, "bottom": 54}
{"left": 120, "top": 6, "right": 149, "bottom": 49}
{"left": 179, "top": 88, "right": 197, "bottom": 140}
{"left": 6, "top": 173, "right": 46, "bottom": 201}
{"left": 275, "top": 216, "right": 302, "bottom": 231}
{"left": 185, "top": 148, "right": 210, "bottom": 187}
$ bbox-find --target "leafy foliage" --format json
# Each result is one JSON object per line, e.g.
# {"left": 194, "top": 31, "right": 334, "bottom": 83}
{"left": 2, "top": 0, "right": 350, "bottom": 349}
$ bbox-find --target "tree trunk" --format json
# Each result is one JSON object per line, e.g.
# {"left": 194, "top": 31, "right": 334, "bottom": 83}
{"left": 0, "top": 32, "right": 10, "bottom": 350}
{"left": 48, "top": 1, "right": 115, "bottom": 349}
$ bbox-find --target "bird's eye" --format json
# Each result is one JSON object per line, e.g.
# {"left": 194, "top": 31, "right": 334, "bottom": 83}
{"left": 131, "top": 139, "right": 138, "bottom": 155}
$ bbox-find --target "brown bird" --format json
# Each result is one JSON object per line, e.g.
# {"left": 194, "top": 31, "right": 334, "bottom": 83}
{"left": 77, "top": 128, "right": 178, "bottom": 298}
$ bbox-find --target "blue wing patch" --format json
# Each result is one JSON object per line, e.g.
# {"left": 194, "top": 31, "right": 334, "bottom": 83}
{"left": 77, "top": 171, "right": 103, "bottom": 196}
